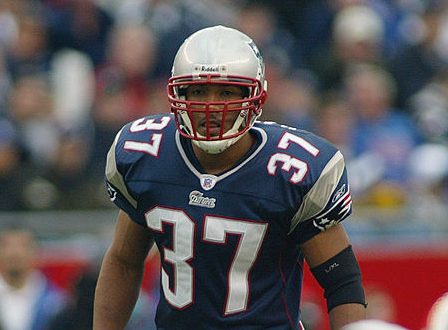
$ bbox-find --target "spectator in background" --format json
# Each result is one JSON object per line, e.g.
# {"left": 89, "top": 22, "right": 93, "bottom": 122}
{"left": 113, "top": 0, "right": 238, "bottom": 78}
{"left": 90, "top": 23, "right": 159, "bottom": 178}
{"left": 409, "top": 68, "right": 448, "bottom": 143}
{"left": 50, "top": 49, "right": 95, "bottom": 134}
{"left": 0, "top": 0, "right": 19, "bottom": 51}
{"left": 309, "top": 4, "right": 387, "bottom": 93}
{"left": 262, "top": 70, "right": 317, "bottom": 131}
{"left": 0, "top": 0, "right": 18, "bottom": 115}
{"left": 343, "top": 64, "right": 422, "bottom": 205}
{"left": 0, "top": 225, "right": 68, "bottom": 330}
{"left": 7, "top": 73, "right": 59, "bottom": 170}
{"left": 407, "top": 143, "right": 448, "bottom": 223}
{"left": 33, "top": 128, "right": 100, "bottom": 210}
{"left": 5, "top": 9, "right": 52, "bottom": 80}
{"left": 112, "top": 0, "right": 186, "bottom": 78}
{"left": 94, "top": 23, "right": 158, "bottom": 121}
{"left": 0, "top": 50, "right": 12, "bottom": 116}
{"left": 235, "top": 2, "right": 301, "bottom": 73}
{"left": 45, "top": 0, "right": 114, "bottom": 66}
{"left": 49, "top": 267, "right": 156, "bottom": 330}
{"left": 234, "top": 2, "right": 312, "bottom": 129}
{"left": 48, "top": 269, "right": 98, "bottom": 330}
{"left": 389, "top": 2, "right": 448, "bottom": 110}
{"left": 0, "top": 119, "right": 33, "bottom": 211}
{"left": 293, "top": 0, "right": 362, "bottom": 64}
{"left": 406, "top": 63, "right": 448, "bottom": 218}
{"left": 314, "top": 93, "right": 354, "bottom": 158}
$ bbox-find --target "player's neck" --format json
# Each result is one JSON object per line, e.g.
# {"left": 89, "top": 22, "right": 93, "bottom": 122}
{"left": 192, "top": 133, "right": 256, "bottom": 175}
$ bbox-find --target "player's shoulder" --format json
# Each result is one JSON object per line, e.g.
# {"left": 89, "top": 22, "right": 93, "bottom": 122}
{"left": 255, "top": 120, "right": 339, "bottom": 159}
{"left": 117, "top": 113, "right": 176, "bottom": 142}
{"left": 108, "top": 113, "right": 176, "bottom": 167}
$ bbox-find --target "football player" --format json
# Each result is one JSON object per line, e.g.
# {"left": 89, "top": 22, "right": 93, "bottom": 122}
{"left": 94, "top": 25, "right": 366, "bottom": 329}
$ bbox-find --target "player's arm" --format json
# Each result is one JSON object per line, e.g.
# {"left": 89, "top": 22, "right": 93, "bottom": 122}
{"left": 301, "top": 223, "right": 366, "bottom": 330}
{"left": 94, "top": 210, "right": 154, "bottom": 330}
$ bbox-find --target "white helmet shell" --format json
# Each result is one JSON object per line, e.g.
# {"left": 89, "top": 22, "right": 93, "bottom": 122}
{"left": 168, "top": 25, "right": 267, "bottom": 154}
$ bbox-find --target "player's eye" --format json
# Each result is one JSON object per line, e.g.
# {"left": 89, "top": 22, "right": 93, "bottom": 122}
{"left": 187, "top": 87, "right": 204, "bottom": 96}
{"left": 221, "top": 87, "right": 243, "bottom": 99}
{"left": 221, "top": 90, "right": 234, "bottom": 97}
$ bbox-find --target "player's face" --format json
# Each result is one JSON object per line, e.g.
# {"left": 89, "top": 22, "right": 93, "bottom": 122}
{"left": 185, "top": 84, "right": 245, "bottom": 137}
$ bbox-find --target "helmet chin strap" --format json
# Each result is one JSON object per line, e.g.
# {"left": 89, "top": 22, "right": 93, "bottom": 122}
{"left": 192, "top": 133, "right": 244, "bottom": 154}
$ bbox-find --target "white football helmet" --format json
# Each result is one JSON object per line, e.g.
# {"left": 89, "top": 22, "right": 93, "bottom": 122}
{"left": 168, "top": 25, "right": 268, "bottom": 154}
{"left": 341, "top": 320, "right": 409, "bottom": 330}
{"left": 426, "top": 292, "right": 448, "bottom": 330}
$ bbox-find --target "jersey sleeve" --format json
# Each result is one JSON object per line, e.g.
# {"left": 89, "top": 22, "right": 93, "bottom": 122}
{"left": 291, "top": 150, "right": 352, "bottom": 244}
{"left": 105, "top": 127, "right": 146, "bottom": 226}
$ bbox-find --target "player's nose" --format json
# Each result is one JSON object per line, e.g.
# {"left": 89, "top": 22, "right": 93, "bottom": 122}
{"left": 206, "top": 95, "right": 226, "bottom": 112}
{"left": 205, "top": 90, "right": 223, "bottom": 102}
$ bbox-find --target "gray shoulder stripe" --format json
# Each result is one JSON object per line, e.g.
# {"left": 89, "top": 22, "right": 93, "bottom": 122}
{"left": 289, "top": 151, "right": 345, "bottom": 234}
{"left": 105, "top": 128, "right": 138, "bottom": 209}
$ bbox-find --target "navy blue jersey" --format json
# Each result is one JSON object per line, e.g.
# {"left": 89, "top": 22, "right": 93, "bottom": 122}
{"left": 105, "top": 114, "right": 352, "bottom": 330}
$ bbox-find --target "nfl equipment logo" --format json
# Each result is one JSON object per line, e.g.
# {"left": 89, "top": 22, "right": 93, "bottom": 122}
{"left": 200, "top": 174, "right": 218, "bottom": 191}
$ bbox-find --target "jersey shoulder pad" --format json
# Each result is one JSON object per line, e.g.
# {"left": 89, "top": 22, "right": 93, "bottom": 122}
{"left": 105, "top": 114, "right": 175, "bottom": 223}
{"left": 256, "top": 120, "right": 339, "bottom": 159}
{"left": 292, "top": 150, "right": 352, "bottom": 233}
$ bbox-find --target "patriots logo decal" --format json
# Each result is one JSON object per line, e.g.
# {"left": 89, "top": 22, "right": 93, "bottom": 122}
{"left": 313, "top": 185, "right": 352, "bottom": 231}
{"left": 313, "top": 217, "right": 340, "bottom": 231}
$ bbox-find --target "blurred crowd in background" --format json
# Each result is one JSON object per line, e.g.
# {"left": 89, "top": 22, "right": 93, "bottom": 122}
{"left": 1, "top": 1, "right": 448, "bottom": 329}
{"left": 0, "top": 0, "right": 448, "bottom": 221}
